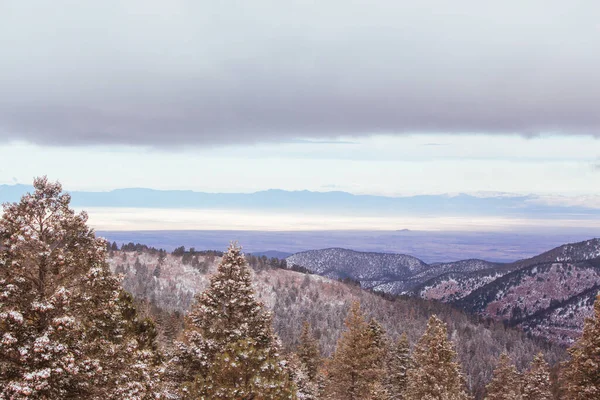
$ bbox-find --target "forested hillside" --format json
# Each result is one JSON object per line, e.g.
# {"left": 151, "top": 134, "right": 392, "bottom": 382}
{"left": 107, "top": 246, "right": 565, "bottom": 397}
{"left": 286, "top": 248, "right": 495, "bottom": 293}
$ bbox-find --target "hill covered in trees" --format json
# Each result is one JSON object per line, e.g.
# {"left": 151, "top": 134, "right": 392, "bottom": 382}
{"left": 286, "top": 248, "right": 499, "bottom": 294}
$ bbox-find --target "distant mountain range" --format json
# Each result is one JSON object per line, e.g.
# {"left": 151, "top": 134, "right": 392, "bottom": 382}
{"left": 285, "top": 238, "right": 600, "bottom": 344}
{"left": 2, "top": 183, "right": 600, "bottom": 218}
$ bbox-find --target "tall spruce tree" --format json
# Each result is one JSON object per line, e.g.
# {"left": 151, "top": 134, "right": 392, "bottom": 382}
{"left": 405, "top": 315, "right": 470, "bottom": 400}
{"left": 173, "top": 243, "right": 295, "bottom": 399}
{"left": 485, "top": 353, "right": 523, "bottom": 400}
{"left": 522, "top": 353, "right": 551, "bottom": 400}
{"left": 561, "top": 293, "right": 600, "bottom": 399}
{"left": 325, "top": 302, "right": 385, "bottom": 400}
{"left": 386, "top": 332, "right": 412, "bottom": 399}
{"left": 0, "top": 177, "right": 160, "bottom": 399}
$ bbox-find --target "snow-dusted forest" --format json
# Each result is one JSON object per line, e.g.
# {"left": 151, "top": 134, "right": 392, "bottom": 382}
{"left": 2, "top": 179, "right": 600, "bottom": 399}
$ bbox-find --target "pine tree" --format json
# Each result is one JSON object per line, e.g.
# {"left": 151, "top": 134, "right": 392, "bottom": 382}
{"left": 172, "top": 243, "right": 295, "bottom": 399}
{"left": 294, "top": 322, "right": 322, "bottom": 400}
{"left": 386, "top": 332, "right": 412, "bottom": 399}
{"left": 522, "top": 353, "right": 551, "bottom": 400}
{"left": 297, "top": 321, "right": 321, "bottom": 382}
{"left": 0, "top": 177, "right": 160, "bottom": 399}
{"left": 198, "top": 337, "right": 295, "bottom": 399}
{"left": 485, "top": 353, "right": 523, "bottom": 400}
{"left": 325, "top": 302, "right": 385, "bottom": 400}
{"left": 405, "top": 315, "right": 470, "bottom": 400}
{"left": 287, "top": 352, "right": 319, "bottom": 400}
{"left": 368, "top": 317, "right": 389, "bottom": 356}
{"left": 561, "top": 293, "right": 600, "bottom": 399}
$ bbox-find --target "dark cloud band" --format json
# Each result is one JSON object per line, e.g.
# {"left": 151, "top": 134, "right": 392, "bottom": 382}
{"left": 1, "top": 0, "right": 599, "bottom": 147}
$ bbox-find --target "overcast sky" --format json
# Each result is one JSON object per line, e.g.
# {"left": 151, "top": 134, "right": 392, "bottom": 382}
{"left": 1, "top": 1, "right": 600, "bottom": 198}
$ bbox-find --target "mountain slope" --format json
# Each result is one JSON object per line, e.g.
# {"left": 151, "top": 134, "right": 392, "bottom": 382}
{"left": 285, "top": 238, "right": 600, "bottom": 345}
{"left": 412, "top": 240, "right": 600, "bottom": 304}
{"left": 286, "top": 248, "right": 429, "bottom": 292}
{"left": 411, "top": 268, "right": 510, "bottom": 302}
{"left": 437, "top": 239, "right": 600, "bottom": 343}
{"left": 405, "top": 238, "right": 600, "bottom": 301}
{"left": 520, "top": 284, "right": 600, "bottom": 344}
{"left": 286, "top": 249, "right": 502, "bottom": 294}
{"left": 457, "top": 260, "right": 600, "bottom": 320}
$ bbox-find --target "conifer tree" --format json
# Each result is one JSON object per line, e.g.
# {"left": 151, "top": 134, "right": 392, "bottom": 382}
{"left": 294, "top": 322, "right": 322, "bottom": 399}
{"left": 288, "top": 352, "right": 319, "bottom": 400}
{"left": 485, "top": 353, "right": 523, "bottom": 400}
{"left": 522, "top": 353, "right": 551, "bottom": 400}
{"left": 561, "top": 293, "right": 600, "bottom": 399}
{"left": 172, "top": 243, "right": 295, "bottom": 399}
{"left": 368, "top": 317, "right": 388, "bottom": 353}
{"left": 0, "top": 177, "right": 160, "bottom": 399}
{"left": 386, "top": 332, "right": 412, "bottom": 399}
{"left": 367, "top": 317, "right": 389, "bottom": 397}
{"left": 297, "top": 321, "right": 321, "bottom": 382}
{"left": 405, "top": 315, "right": 470, "bottom": 400}
{"left": 325, "top": 302, "right": 385, "bottom": 400}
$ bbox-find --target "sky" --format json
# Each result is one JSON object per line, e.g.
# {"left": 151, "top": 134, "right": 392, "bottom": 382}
{"left": 1, "top": 1, "right": 600, "bottom": 217}
{"left": 1, "top": 135, "right": 599, "bottom": 199}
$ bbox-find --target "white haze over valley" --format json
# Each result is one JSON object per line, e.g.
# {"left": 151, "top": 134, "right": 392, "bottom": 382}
{"left": 81, "top": 207, "right": 600, "bottom": 231}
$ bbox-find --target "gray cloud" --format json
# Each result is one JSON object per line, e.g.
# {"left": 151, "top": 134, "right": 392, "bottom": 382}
{"left": 1, "top": 0, "right": 600, "bottom": 147}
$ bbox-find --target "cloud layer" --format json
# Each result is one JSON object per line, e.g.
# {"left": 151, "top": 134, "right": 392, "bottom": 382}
{"left": 1, "top": 1, "right": 599, "bottom": 146}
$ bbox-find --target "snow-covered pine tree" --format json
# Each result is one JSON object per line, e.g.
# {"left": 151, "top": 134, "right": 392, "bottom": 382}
{"left": 386, "top": 332, "right": 412, "bottom": 400}
{"left": 173, "top": 243, "right": 295, "bottom": 399}
{"left": 291, "top": 322, "right": 322, "bottom": 399}
{"left": 325, "top": 301, "right": 386, "bottom": 400}
{"left": 368, "top": 317, "right": 388, "bottom": 355}
{"left": 522, "top": 353, "right": 551, "bottom": 400}
{"left": 0, "top": 177, "right": 161, "bottom": 399}
{"left": 297, "top": 321, "right": 321, "bottom": 383}
{"left": 287, "top": 352, "right": 319, "bottom": 400}
{"left": 484, "top": 352, "right": 523, "bottom": 400}
{"left": 561, "top": 293, "right": 600, "bottom": 399}
{"left": 405, "top": 315, "right": 471, "bottom": 400}
{"left": 201, "top": 337, "right": 296, "bottom": 399}
{"left": 368, "top": 317, "right": 390, "bottom": 398}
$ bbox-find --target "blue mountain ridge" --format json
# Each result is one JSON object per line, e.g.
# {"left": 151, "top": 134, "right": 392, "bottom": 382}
{"left": 1, "top": 184, "right": 597, "bottom": 218}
